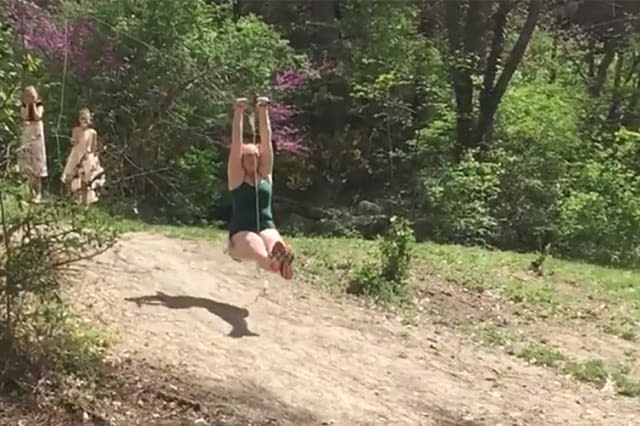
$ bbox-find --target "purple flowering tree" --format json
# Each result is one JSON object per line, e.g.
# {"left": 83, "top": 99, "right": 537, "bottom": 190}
{"left": 269, "top": 69, "right": 309, "bottom": 155}
{"left": 2, "top": 0, "right": 124, "bottom": 76}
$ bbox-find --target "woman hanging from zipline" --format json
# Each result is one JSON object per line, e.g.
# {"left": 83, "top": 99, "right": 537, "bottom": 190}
{"left": 226, "top": 96, "right": 294, "bottom": 280}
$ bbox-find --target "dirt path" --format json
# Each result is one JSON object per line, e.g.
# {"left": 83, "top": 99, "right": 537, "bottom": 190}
{"left": 72, "top": 233, "right": 640, "bottom": 426}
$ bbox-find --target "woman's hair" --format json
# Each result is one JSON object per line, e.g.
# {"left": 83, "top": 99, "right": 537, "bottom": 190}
{"left": 21, "top": 85, "right": 39, "bottom": 103}
{"left": 78, "top": 107, "right": 92, "bottom": 124}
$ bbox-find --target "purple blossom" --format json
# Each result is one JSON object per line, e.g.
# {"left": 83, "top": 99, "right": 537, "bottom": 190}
{"left": 267, "top": 69, "right": 310, "bottom": 156}
{"left": 273, "top": 70, "right": 307, "bottom": 92}
{"left": 273, "top": 127, "right": 307, "bottom": 154}
{"left": 268, "top": 103, "right": 295, "bottom": 122}
{"left": 269, "top": 102, "right": 307, "bottom": 155}
{"left": 3, "top": 0, "right": 125, "bottom": 76}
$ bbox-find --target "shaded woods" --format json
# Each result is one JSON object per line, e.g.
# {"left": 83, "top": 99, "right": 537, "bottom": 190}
{"left": 2, "top": 0, "right": 640, "bottom": 266}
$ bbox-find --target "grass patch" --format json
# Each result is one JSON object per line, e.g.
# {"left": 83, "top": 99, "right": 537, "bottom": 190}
{"left": 468, "top": 321, "right": 640, "bottom": 398}
{"left": 602, "top": 314, "right": 638, "bottom": 342}
{"left": 91, "top": 210, "right": 224, "bottom": 240}
{"left": 475, "top": 323, "right": 516, "bottom": 349}
{"left": 292, "top": 236, "right": 371, "bottom": 288}
{"left": 517, "top": 342, "right": 566, "bottom": 368}
{"left": 414, "top": 242, "right": 640, "bottom": 298}
{"left": 613, "top": 372, "right": 640, "bottom": 397}
{"left": 513, "top": 341, "right": 640, "bottom": 398}
{"left": 565, "top": 359, "right": 609, "bottom": 386}
{"left": 410, "top": 242, "right": 640, "bottom": 324}
{"left": 469, "top": 321, "right": 640, "bottom": 399}
{"left": 502, "top": 280, "right": 562, "bottom": 309}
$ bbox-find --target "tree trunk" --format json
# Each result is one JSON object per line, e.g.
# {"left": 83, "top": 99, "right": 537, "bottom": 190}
{"left": 589, "top": 40, "right": 617, "bottom": 97}
{"left": 474, "top": 0, "right": 542, "bottom": 148}
{"left": 607, "top": 51, "right": 624, "bottom": 123}
{"left": 418, "top": 0, "right": 441, "bottom": 39}
{"left": 444, "top": 0, "right": 474, "bottom": 157}
{"left": 309, "top": 0, "right": 339, "bottom": 52}
{"left": 477, "top": 0, "right": 511, "bottom": 147}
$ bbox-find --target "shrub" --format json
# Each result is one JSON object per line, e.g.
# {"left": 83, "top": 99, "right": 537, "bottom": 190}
{"left": 0, "top": 183, "right": 118, "bottom": 395}
{"left": 349, "top": 216, "right": 415, "bottom": 303}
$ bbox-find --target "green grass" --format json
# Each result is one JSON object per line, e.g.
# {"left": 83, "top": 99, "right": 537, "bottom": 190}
{"left": 518, "top": 342, "right": 566, "bottom": 368}
{"left": 408, "top": 242, "right": 640, "bottom": 322}
{"left": 86, "top": 209, "right": 225, "bottom": 240}
{"left": 477, "top": 323, "right": 513, "bottom": 347}
{"left": 603, "top": 315, "right": 638, "bottom": 342}
{"left": 514, "top": 342, "right": 640, "bottom": 398}
{"left": 292, "top": 236, "right": 372, "bottom": 292}
{"left": 414, "top": 242, "right": 640, "bottom": 298}
{"left": 474, "top": 325, "right": 640, "bottom": 398}
{"left": 565, "top": 358, "right": 609, "bottom": 385}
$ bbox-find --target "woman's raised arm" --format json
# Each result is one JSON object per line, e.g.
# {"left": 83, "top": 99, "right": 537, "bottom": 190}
{"left": 256, "top": 96, "right": 273, "bottom": 178}
{"left": 227, "top": 97, "right": 247, "bottom": 190}
{"left": 33, "top": 103, "right": 44, "bottom": 121}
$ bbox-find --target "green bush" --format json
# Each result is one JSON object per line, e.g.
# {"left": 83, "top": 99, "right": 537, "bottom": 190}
{"left": 164, "top": 146, "right": 224, "bottom": 225}
{"left": 419, "top": 151, "right": 501, "bottom": 245}
{"left": 349, "top": 216, "right": 415, "bottom": 303}
{"left": 0, "top": 11, "right": 28, "bottom": 171}
{"left": 0, "top": 183, "right": 118, "bottom": 389}
{"left": 412, "top": 76, "right": 640, "bottom": 266}
{"left": 490, "top": 81, "right": 585, "bottom": 248}
{"left": 556, "top": 157, "right": 640, "bottom": 265}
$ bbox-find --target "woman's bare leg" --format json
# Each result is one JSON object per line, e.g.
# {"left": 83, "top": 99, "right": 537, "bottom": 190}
{"left": 34, "top": 177, "right": 41, "bottom": 202}
{"left": 259, "top": 228, "right": 284, "bottom": 254}
{"left": 260, "top": 228, "right": 293, "bottom": 279}
{"left": 229, "top": 231, "right": 278, "bottom": 272}
{"left": 27, "top": 175, "right": 41, "bottom": 203}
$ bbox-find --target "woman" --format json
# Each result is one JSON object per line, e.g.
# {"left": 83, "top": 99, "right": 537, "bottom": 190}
{"left": 18, "top": 85, "right": 47, "bottom": 203}
{"left": 61, "top": 108, "right": 106, "bottom": 205}
{"left": 227, "top": 97, "right": 294, "bottom": 280}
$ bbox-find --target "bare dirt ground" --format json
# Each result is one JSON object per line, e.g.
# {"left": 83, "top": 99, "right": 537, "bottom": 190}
{"left": 58, "top": 232, "right": 640, "bottom": 426}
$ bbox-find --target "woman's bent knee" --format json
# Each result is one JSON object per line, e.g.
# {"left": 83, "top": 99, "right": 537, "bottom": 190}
{"left": 229, "top": 231, "right": 269, "bottom": 260}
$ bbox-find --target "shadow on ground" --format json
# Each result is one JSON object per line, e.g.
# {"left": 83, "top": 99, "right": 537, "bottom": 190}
{"left": 125, "top": 291, "right": 259, "bottom": 338}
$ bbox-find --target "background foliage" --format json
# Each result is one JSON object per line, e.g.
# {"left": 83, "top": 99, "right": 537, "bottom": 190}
{"left": 1, "top": 0, "right": 640, "bottom": 267}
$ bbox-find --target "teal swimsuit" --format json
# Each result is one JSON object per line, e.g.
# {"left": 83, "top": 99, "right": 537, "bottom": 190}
{"left": 228, "top": 180, "right": 275, "bottom": 238}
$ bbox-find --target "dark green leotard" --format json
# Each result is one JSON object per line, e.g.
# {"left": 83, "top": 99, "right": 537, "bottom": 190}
{"left": 228, "top": 179, "right": 275, "bottom": 237}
